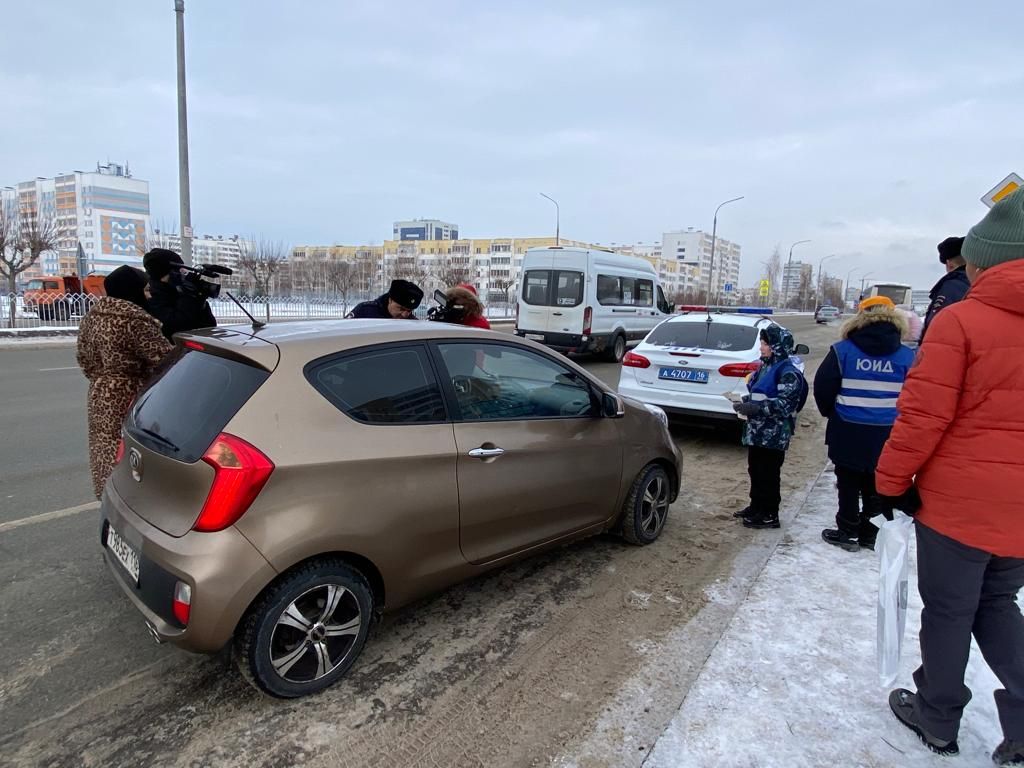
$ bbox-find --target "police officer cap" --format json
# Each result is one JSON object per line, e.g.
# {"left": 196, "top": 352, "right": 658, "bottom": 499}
{"left": 143, "top": 248, "right": 185, "bottom": 280}
{"left": 388, "top": 279, "right": 424, "bottom": 310}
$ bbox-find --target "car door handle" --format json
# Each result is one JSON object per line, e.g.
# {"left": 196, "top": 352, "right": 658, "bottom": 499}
{"left": 468, "top": 447, "right": 505, "bottom": 459}
{"left": 552, "top": 312, "right": 563, "bottom": 316}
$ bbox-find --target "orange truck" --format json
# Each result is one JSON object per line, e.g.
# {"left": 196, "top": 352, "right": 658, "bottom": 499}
{"left": 23, "top": 274, "right": 106, "bottom": 321}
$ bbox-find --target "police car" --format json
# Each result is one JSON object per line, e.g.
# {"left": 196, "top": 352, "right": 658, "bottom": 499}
{"left": 617, "top": 313, "right": 807, "bottom": 423}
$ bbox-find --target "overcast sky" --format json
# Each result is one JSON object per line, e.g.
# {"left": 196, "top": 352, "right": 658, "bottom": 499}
{"left": 4, "top": 1, "right": 1022, "bottom": 288}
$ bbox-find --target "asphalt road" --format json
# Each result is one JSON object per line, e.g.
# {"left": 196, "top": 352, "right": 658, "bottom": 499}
{"left": 0, "top": 316, "right": 829, "bottom": 766}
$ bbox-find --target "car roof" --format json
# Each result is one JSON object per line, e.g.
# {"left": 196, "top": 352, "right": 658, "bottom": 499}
{"left": 183, "top": 320, "right": 522, "bottom": 359}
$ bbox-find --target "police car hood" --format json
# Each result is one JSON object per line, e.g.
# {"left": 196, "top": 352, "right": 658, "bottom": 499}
{"left": 846, "top": 321, "right": 903, "bottom": 357}
{"left": 969, "top": 259, "right": 1024, "bottom": 316}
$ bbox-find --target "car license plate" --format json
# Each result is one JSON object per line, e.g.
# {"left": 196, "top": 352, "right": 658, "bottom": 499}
{"left": 525, "top": 333, "right": 545, "bottom": 341}
{"left": 658, "top": 367, "right": 710, "bottom": 384}
{"left": 107, "top": 524, "right": 140, "bottom": 584}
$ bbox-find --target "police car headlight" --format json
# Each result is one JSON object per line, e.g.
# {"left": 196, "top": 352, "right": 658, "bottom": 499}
{"left": 643, "top": 404, "right": 669, "bottom": 428}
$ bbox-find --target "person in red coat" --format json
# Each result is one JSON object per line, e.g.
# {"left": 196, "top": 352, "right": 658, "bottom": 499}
{"left": 445, "top": 283, "right": 491, "bottom": 329}
{"left": 877, "top": 188, "right": 1024, "bottom": 765}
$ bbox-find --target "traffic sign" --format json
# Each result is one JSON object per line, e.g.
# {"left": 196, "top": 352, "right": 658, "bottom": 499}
{"left": 758, "top": 279, "right": 770, "bottom": 298}
{"left": 723, "top": 283, "right": 734, "bottom": 293}
{"left": 981, "top": 172, "right": 1022, "bottom": 208}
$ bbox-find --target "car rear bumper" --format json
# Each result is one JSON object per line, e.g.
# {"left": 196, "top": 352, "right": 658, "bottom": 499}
{"left": 100, "top": 483, "right": 279, "bottom": 653}
{"left": 618, "top": 375, "right": 743, "bottom": 422}
{"left": 515, "top": 329, "right": 612, "bottom": 353}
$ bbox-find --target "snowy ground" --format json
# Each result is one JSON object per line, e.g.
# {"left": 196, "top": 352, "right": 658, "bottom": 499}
{"left": 644, "top": 465, "right": 1003, "bottom": 768}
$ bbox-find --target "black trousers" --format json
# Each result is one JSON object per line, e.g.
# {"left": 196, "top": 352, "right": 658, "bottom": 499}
{"left": 834, "top": 465, "right": 890, "bottom": 544}
{"left": 747, "top": 446, "right": 786, "bottom": 517}
{"left": 913, "top": 522, "right": 1024, "bottom": 742}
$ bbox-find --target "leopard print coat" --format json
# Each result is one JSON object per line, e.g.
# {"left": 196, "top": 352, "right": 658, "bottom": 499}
{"left": 77, "top": 298, "right": 173, "bottom": 499}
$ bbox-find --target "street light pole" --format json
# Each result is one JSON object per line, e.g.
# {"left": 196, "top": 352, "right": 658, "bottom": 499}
{"left": 844, "top": 266, "right": 861, "bottom": 311}
{"left": 707, "top": 195, "right": 744, "bottom": 306}
{"left": 781, "top": 239, "right": 811, "bottom": 310}
{"left": 174, "top": 1, "right": 193, "bottom": 266}
{"left": 860, "top": 272, "right": 875, "bottom": 297}
{"left": 539, "top": 193, "right": 559, "bottom": 246}
{"left": 816, "top": 253, "right": 839, "bottom": 309}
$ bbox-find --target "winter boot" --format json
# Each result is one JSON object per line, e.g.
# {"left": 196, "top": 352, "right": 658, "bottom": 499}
{"left": 733, "top": 506, "right": 752, "bottom": 519}
{"left": 888, "top": 689, "right": 959, "bottom": 756}
{"left": 993, "top": 739, "right": 1024, "bottom": 766}
{"left": 821, "top": 529, "right": 860, "bottom": 552}
{"left": 742, "top": 510, "right": 780, "bottom": 529}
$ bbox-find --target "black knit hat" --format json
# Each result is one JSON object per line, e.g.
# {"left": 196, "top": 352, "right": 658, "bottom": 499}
{"left": 104, "top": 266, "right": 149, "bottom": 309}
{"left": 142, "top": 247, "right": 185, "bottom": 280}
{"left": 937, "top": 236, "right": 965, "bottom": 264}
{"left": 388, "top": 279, "right": 424, "bottom": 310}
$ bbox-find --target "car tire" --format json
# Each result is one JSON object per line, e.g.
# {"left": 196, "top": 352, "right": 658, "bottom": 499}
{"left": 604, "top": 333, "right": 627, "bottom": 363}
{"left": 618, "top": 464, "right": 672, "bottom": 545}
{"left": 234, "top": 559, "right": 373, "bottom": 698}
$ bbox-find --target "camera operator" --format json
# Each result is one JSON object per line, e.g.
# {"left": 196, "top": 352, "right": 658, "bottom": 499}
{"left": 435, "top": 283, "right": 491, "bottom": 329}
{"left": 142, "top": 248, "right": 217, "bottom": 341}
{"left": 347, "top": 279, "right": 424, "bottom": 319}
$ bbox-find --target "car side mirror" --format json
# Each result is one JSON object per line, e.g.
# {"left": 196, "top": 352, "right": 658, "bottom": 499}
{"left": 794, "top": 344, "right": 810, "bottom": 355}
{"left": 602, "top": 392, "right": 626, "bottom": 419}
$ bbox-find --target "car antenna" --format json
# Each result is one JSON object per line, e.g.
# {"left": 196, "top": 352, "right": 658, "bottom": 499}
{"left": 223, "top": 290, "right": 267, "bottom": 331}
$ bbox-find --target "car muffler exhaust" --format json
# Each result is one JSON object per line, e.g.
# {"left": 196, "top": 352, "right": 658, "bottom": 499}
{"left": 145, "top": 621, "right": 164, "bottom": 644}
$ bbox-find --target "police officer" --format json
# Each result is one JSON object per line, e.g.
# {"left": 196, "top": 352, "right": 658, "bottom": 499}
{"left": 142, "top": 248, "right": 217, "bottom": 341}
{"left": 347, "top": 279, "right": 424, "bottom": 319}
{"left": 815, "top": 296, "right": 915, "bottom": 551}
{"left": 920, "top": 235, "right": 970, "bottom": 343}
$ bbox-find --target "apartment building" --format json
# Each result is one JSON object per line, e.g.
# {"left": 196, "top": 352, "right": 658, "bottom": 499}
{"left": 2, "top": 162, "right": 150, "bottom": 283}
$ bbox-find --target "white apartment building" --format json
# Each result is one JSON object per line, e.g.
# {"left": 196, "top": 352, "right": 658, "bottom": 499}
{"left": 2, "top": 162, "right": 150, "bottom": 282}
{"left": 662, "top": 228, "right": 742, "bottom": 298}
{"left": 149, "top": 231, "right": 250, "bottom": 285}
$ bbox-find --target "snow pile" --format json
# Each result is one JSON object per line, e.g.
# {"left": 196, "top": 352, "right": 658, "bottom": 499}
{"left": 646, "top": 466, "right": 1003, "bottom": 768}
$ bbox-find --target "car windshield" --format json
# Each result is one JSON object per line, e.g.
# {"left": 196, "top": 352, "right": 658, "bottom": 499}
{"left": 646, "top": 320, "right": 758, "bottom": 351}
{"left": 25, "top": 280, "right": 44, "bottom": 290}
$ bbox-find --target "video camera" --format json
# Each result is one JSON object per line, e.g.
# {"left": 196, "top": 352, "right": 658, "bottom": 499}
{"left": 426, "top": 289, "right": 468, "bottom": 324}
{"left": 178, "top": 263, "right": 233, "bottom": 300}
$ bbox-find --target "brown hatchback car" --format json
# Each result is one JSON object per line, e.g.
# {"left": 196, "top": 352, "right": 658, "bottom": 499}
{"left": 100, "top": 320, "right": 681, "bottom": 697}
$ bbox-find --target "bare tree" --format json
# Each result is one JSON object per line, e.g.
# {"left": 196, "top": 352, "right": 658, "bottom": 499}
{"left": 237, "top": 238, "right": 288, "bottom": 321}
{"left": 1, "top": 207, "right": 58, "bottom": 326}
{"left": 763, "top": 245, "right": 782, "bottom": 306}
{"left": 324, "top": 260, "right": 361, "bottom": 313}
{"left": 432, "top": 256, "right": 471, "bottom": 288}
{"left": 797, "top": 267, "right": 814, "bottom": 310}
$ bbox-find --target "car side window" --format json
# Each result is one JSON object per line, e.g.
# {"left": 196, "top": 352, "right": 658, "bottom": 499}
{"left": 306, "top": 345, "right": 446, "bottom": 424}
{"left": 437, "top": 343, "right": 598, "bottom": 422}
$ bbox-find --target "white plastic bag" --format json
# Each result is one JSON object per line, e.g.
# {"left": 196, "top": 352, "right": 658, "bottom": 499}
{"left": 874, "top": 511, "right": 914, "bottom": 686}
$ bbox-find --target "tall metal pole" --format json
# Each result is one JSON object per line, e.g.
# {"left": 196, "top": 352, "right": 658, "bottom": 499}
{"left": 781, "top": 239, "right": 811, "bottom": 310}
{"left": 707, "top": 196, "right": 744, "bottom": 306}
{"left": 540, "top": 193, "right": 559, "bottom": 246}
{"left": 174, "top": 1, "right": 193, "bottom": 266}
{"left": 815, "top": 253, "right": 839, "bottom": 309}
{"left": 859, "top": 272, "right": 875, "bottom": 297}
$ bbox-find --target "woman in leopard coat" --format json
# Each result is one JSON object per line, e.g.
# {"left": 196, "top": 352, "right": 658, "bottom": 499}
{"left": 77, "top": 266, "right": 173, "bottom": 498}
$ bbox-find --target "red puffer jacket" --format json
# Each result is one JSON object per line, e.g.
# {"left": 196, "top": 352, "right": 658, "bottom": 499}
{"left": 876, "top": 259, "right": 1024, "bottom": 557}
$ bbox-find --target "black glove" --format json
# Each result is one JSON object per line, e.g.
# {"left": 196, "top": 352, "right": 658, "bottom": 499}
{"left": 733, "top": 401, "right": 762, "bottom": 417}
{"left": 879, "top": 486, "right": 922, "bottom": 516}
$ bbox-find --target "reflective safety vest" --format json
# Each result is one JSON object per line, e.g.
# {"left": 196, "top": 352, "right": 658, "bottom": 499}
{"left": 833, "top": 339, "right": 915, "bottom": 426}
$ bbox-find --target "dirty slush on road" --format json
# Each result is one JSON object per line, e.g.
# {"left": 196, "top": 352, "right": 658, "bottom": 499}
{"left": 6, "top": 323, "right": 837, "bottom": 768}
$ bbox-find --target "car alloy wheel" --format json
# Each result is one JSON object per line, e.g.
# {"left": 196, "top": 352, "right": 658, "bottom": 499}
{"left": 270, "top": 584, "right": 362, "bottom": 683}
{"left": 235, "top": 560, "right": 373, "bottom": 697}
{"left": 619, "top": 464, "right": 672, "bottom": 545}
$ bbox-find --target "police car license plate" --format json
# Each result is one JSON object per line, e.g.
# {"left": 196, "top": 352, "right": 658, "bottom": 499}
{"left": 106, "top": 524, "right": 140, "bottom": 584}
{"left": 659, "top": 367, "right": 710, "bottom": 384}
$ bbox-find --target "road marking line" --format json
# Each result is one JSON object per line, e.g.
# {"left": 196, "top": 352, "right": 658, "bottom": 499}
{"left": 0, "top": 501, "right": 99, "bottom": 533}
{"left": 38, "top": 366, "right": 79, "bottom": 371}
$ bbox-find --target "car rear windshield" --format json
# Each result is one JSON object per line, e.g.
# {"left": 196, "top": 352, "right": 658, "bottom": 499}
{"left": 128, "top": 348, "right": 270, "bottom": 462}
{"left": 646, "top": 321, "right": 758, "bottom": 351}
{"left": 522, "top": 270, "right": 584, "bottom": 307}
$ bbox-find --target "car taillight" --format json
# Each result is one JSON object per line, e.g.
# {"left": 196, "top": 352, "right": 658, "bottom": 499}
{"left": 184, "top": 340, "right": 205, "bottom": 351}
{"left": 193, "top": 433, "right": 274, "bottom": 533}
{"left": 173, "top": 581, "right": 192, "bottom": 625}
{"left": 622, "top": 351, "right": 651, "bottom": 368}
{"left": 115, "top": 439, "right": 126, "bottom": 465}
{"left": 514, "top": 302, "right": 519, "bottom": 325}
{"left": 583, "top": 306, "right": 593, "bottom": 336}
{"left": 719, "top": 361, "right": 761, "bottom": 377}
